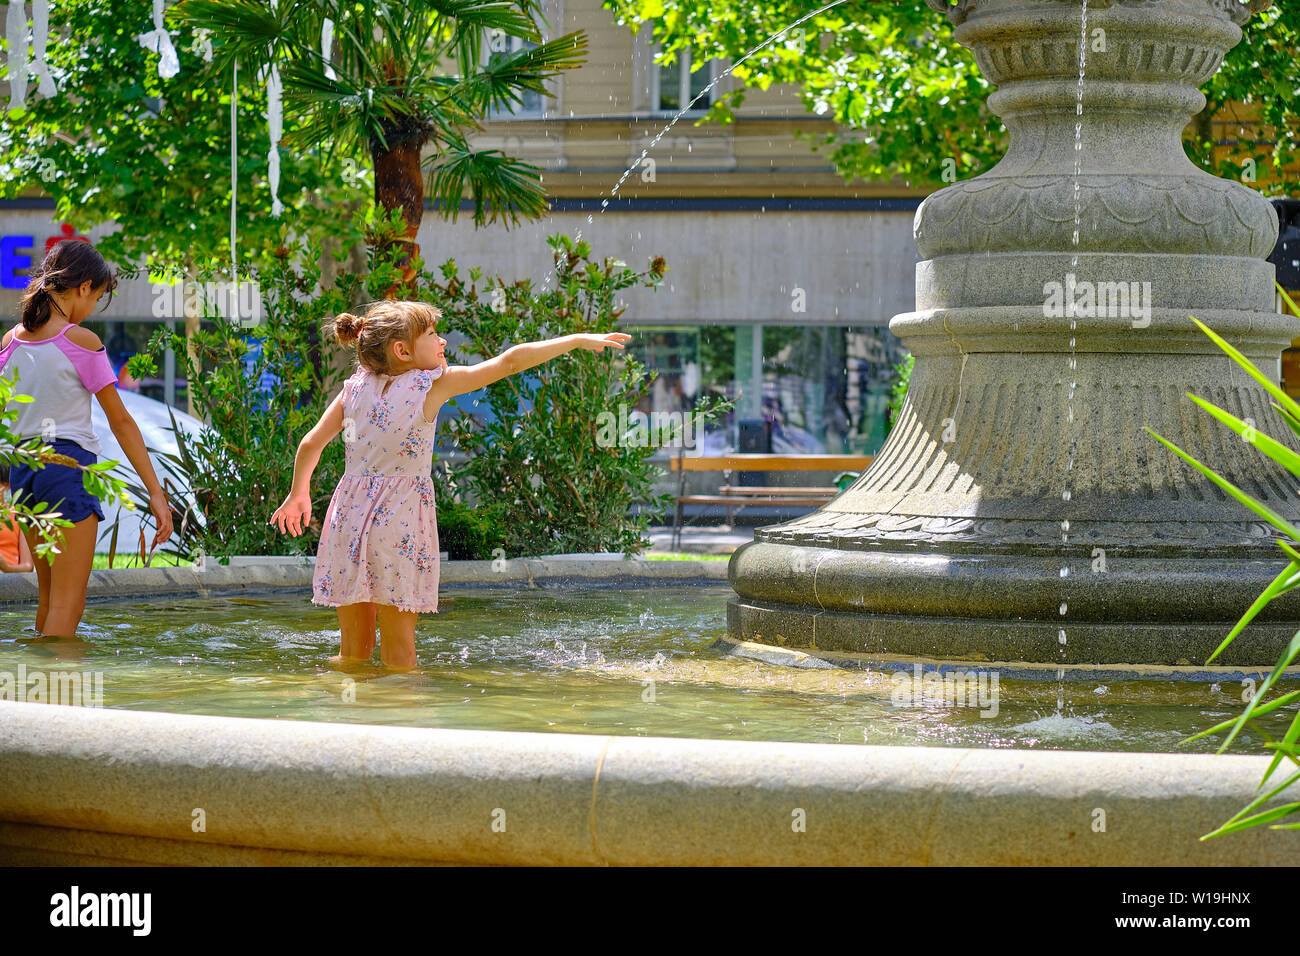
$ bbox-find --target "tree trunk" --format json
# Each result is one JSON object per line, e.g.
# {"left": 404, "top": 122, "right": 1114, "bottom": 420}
{"left": 372, "top": 140, "right": 425, "bottom": 295}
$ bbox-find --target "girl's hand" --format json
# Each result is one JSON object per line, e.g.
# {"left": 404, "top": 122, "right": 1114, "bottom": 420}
{"left": 571, "top": 332, "right": 632, "bottom": 352}
{"left": 149, "top": 490, "right": 173, "bottom": 550}
{"left": 271, "top": 492, "right": 312, "bottom": 536}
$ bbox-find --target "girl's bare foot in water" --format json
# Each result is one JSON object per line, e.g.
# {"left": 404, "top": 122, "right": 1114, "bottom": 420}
{"left": 327, "top": 653, "right": 372, "bottom": 671}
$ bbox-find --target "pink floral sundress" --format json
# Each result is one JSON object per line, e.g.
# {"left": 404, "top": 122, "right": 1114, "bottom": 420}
{"left": 312, "top": 364, "right": 444, "bottom": 613}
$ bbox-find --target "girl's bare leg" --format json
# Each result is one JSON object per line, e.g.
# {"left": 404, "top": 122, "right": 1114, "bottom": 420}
{"left": 25, "top": 516, "right": 96, "bottom": 638}
{"left": 375, "top": 604, "right": 418, "bottom": 670}
{"left": 333, "top": 602, "right": 377, "bottom": 662}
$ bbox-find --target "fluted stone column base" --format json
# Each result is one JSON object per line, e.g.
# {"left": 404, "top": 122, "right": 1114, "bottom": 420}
{"left": 727, "top": 546, "right": 1300, "bottom": 667}
{"left": 726, "top": 0, "right": 1296, "bottom": 667}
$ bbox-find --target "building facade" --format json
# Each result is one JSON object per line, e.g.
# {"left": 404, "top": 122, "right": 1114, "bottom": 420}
{"left": 0, "top": 0, "right": 925, "bottom": 469}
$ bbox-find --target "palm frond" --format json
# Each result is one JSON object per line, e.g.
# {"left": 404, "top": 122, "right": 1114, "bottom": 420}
{"left": 427, "top": 136, "right": 549, "bottom": 227}
{"left": 466, "top": 30, "right": 589, "bottom": 114}
{"left": 174, "top": 0, "right": 300, "bottom": 72}
{"left": 1186, "top": 393, "right": 1300, "bottom": 480}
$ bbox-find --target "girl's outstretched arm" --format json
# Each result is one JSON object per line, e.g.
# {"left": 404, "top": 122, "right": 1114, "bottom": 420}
{"left": 270, "top": 392, "right": 345, "bottom": 537}
{"left": 423, "top": 332, "right": 632, "bottom": 418}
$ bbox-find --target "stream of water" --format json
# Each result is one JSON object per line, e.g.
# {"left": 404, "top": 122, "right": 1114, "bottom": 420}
{"left": 537, "top": 0, "right": 853, "bottom": 293}
{"left": 1058, "top": 0, "right": 1090, "bottom": 713}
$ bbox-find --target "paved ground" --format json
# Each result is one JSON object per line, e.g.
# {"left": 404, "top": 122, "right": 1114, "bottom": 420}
{"left": 644, "top": 524, "right": 755, "bottom": 554}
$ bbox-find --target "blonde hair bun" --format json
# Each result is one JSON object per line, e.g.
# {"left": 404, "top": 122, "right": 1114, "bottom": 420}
{"left": 333, "top": 311, "right": 365, "bottom": 345}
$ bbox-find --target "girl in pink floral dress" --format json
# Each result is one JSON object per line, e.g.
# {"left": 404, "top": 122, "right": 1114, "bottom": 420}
{"left": 270, "top": 299, "right": 631, "bottom": 670}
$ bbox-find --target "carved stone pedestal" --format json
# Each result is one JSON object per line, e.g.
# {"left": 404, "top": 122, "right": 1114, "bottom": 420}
{"left": 727, "top": 0, "right": 1297, "bottom": 665}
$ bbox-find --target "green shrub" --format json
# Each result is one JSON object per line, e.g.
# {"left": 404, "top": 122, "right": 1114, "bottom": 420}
{"left": 122, "top": 240, "right": 367, "bottom": 560}
{"left": 887, "top": 352, "right": 914, "bottom": 433}
{"left": 425, "top": 234, "right": 730, "bottom": 557}
{"left": 434, "top": 494, "right": 508, "bottom": 560}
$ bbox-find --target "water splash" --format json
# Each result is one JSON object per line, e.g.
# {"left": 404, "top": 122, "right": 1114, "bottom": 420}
{"left": 1011, "top": 711, "right": 1119, "bottom": 741}
{"left": 538, "top": 0, "right": 852, "bottom": 292}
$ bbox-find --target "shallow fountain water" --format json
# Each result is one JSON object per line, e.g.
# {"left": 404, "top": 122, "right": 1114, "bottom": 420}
{"left": 1, "top": 589, "right": 1294, "bottom": 753}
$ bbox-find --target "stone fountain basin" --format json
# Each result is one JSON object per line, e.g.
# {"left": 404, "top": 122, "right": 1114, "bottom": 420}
{"left": 0, "top": 562, "right": 1295, "bottom": 866}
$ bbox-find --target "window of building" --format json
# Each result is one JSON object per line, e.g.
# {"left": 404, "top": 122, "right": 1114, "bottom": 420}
{"left": 486, "top": 34, "right": 545, "bottom": 119}
{"left": 633, "top": 323, "right": 907, "bottom": 458}
{"left": 762, "top": 325, "right": 906, "bottom": 456}
{"left": 652, "top": 48, "right": 717, "bottom": 115}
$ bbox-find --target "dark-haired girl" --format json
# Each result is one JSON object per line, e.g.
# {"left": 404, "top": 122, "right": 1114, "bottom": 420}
{"left": 0, "top": 239, "right": 174, "bottom": 638}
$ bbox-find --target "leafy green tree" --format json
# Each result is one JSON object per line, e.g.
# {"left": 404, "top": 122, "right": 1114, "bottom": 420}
{"left": 0, "top": 0, "right": 357, "bottom": 273}
{"left": 603, "top": 0, "right": 1298, "bottom": 195}
{"left": 1188, "top": 1, "right": 1299, "bottom": 191}
{"left": 177, "top": 0, "right": 590, "bottom": 286}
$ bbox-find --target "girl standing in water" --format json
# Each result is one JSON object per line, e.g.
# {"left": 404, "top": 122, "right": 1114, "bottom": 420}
{"left": 270, "top": 299, "right": 629, "bottom": 669}
{"left": 0, "top": 240, "right": 173, "bottom": 637}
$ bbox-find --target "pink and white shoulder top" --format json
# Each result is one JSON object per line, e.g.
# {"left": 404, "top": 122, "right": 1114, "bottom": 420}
{"left": 0, "top": 323, "right": 119, "bottom": 455}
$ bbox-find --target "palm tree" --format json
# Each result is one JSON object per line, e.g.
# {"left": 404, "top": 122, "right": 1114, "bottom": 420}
{"left": 176, "top": 0, "right": 588, "bottom": 288}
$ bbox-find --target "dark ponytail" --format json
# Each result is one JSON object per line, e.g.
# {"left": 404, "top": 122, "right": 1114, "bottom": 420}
{"left": 18, "top": 239, "right": 117, "bottom": 333}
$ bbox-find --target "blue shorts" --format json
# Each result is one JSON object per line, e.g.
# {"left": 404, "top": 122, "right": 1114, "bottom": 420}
{"left": 10, "top": 438, "right": 106, "bottom": 524}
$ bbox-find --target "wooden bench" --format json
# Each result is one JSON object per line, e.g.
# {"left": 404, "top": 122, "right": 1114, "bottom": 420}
{"left": 667, "top": 453, "right": 875, "bottom": 549}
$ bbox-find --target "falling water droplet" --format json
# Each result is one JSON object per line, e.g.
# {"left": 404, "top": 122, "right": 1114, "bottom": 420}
{"left": 1062, "top": 489, "right": 1072, "bottom": 501}
{"left": 1058, "top": 629, "right": 1067, "bottom": 644}
{"left": 1059, "top": 602, "right": 1068, "bottom": 615}
{"left": 1060, "top": 567, "right": 1069, "bottom": 577}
